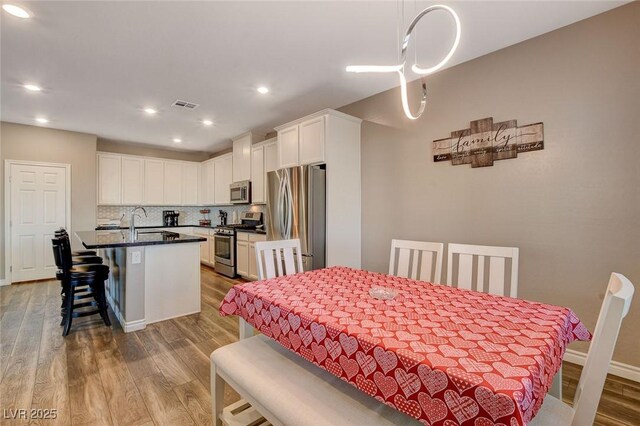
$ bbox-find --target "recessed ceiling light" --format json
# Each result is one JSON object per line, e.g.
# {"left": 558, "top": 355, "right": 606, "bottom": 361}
{"left": 2, "top": 4, "right": 31, "bottom": 19}
{"left": 144, "top": 107, "right": 157, "bottom": 115}
{"left": 24, "top": 84, "right": 42, "bottom": 92}
{"left": 202, "top": 119, "right": 213, "bottom": 126}
{"left": 35, "top": 117, "right": 49, "bottom": 124}
{"left": 173, "top": 138, "right": 182, "bottom": 143}
{"left": 257, "top": 86, "right": 269, "bottom": 94}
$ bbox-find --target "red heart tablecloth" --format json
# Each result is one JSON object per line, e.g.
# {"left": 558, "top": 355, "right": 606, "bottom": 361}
{"left": 219, "top": 266, "right": 591, "bottom": 425}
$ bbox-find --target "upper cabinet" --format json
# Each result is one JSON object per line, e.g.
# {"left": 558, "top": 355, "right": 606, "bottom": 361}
{"left": 182, "top": 162, "right": 200, "bottom": 205}
{"left": 97, "top": 152, "right": 205, "bottom": 206}
{"left": 265, "top": 141, "right": 278, "bottom": 173}
{"left": 97, "top": 153, "right": 122, "bottom": 205}
{"left": 232, "top": 133, "right": 252, "bottom": 182}
{"left": 163, "top": 161, "right": 183, "bottom": 205}
{"left": 250, "top": 138, "right": 276, "bottom": 205}
{"left": 121, "top": 156, "right": 144, "bottom": 205}
{"left": 299, "top": 115, "right": 326, "bottom": 165}
{"left": 278, "top": 125, "right": 299, "bottom": 169}
{"left": 214, "top": 153, "right": 233, "bottom": 205}
{"left": 251, "top": 145, "right": 265, "bottom": 204}
{"left": 144, "top": 159, "right": 164, "bottom": 205}
{"left": 200, "top": 159, "right": 215, "bottom": 205}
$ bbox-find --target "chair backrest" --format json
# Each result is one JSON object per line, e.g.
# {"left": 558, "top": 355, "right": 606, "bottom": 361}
{"left": 51, "top": 237, "right": 73, "bottom": 272}
{"left": 446, "top": 243, "right": 519, "bottom": 297}
{"left": 571, "top": 273, "right": 634, "bottom": 426}
{"left": 255, "top": 239, "right": 304, "bottom": 280}
{"left": 388, "top": 239, "right": 444, "bottom": 283}
{"left": 51, "top": 237, "right": 64, "bottom": 269}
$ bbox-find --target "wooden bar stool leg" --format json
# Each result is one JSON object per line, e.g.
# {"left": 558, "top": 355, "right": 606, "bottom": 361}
{"left": 62, "top": 284, "right": 75, "bottom": 337}
{"left": 96, "top": 281, "right": 111, "bottom": 327}
{"left": 60, "top": 281, "right": 68, "bottom": 326}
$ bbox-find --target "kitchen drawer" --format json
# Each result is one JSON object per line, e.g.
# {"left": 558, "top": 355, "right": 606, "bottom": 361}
{"left": 194, "top": 227, "right": 210, "bottom": 236}
{"left": 237, "top": 232, "right": 250, "bottom": 242}
{"left": 249, "top": 233, "right": 266, "bottom": 242}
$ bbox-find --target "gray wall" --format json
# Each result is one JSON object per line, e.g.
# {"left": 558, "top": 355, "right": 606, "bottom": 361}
{"left": 1, "top": 122, "right": 98, "bottom": 279}
{"left": 340, "top": 3, "right": 639, "bottom": 366}
{"left": 97, "top": 138, "right": 211, "bottom": 162}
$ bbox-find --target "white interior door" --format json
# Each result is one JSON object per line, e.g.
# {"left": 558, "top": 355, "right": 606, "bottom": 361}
{"left": 9, "top": 163, "right": 68, "bottom": 283}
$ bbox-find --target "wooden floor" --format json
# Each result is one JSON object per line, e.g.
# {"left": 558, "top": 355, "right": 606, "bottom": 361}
{"left": 1, "top": 266, "right": 638, "bottom": 425}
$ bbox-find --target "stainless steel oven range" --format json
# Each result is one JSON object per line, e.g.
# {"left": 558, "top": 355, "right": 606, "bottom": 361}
{"left": 213, "top": 227, "right": 235, "bottom": 277}
{"left": 213, "top": 211, "right": 263, "bottom": 278}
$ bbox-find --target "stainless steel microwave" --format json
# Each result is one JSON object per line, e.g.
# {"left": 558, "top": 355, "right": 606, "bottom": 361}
{"left": 230, "top": 180, "right": 251, "bottom": 204}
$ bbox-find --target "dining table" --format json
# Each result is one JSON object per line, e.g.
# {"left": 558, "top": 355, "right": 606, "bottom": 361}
{"left": 219, "top": 266, "right": 591, "bottom": 425}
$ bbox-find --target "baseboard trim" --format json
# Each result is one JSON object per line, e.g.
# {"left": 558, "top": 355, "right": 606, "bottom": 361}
{"left": 122, "top": 319, "right": 146, "bottom": 333}
{"left": 106, "top": 292, "right": 147, "bottom": 333}
{"left": 0, "top": 279, "right": 6, "bottom": 286}
{"left": 564, "top": 348, "right": 640, "bottom": 382}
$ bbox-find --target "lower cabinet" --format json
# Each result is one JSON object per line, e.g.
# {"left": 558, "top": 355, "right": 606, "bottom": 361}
{"left": 208, "top": 236, "right": 216, "bottom": 266}
{"left": 200, "top": 238, "right": 210, "bottom": 264}
{"left": 236, "top": 232, "right": 266, "bottom": 280}
{"left": 194, "top": 227, "right": 214, "bottom": 266}
{"left": 236, "top": 239, "right": 249, "bottom": 277}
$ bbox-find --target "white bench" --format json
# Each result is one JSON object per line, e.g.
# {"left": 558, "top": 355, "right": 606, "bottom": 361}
{"left": 210, "top": 335, "right": 420, "bottom": 426}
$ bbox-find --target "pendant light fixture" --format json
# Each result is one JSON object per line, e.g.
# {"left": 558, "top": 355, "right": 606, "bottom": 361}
{"left": 347, "top": 4, "right": 461, "bottom": 120}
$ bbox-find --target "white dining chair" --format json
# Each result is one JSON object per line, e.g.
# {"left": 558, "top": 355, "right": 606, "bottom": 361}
{"left": 389, "top": 239, "right": 444, "bottom": 283}
{"left": 255, "top": 239, "right": 304, "bottom": 280}
{"left": 530, "top": 273, "right": 635, "bottom": 426}
{"left": 446, "top": 243, "right": 519, "bottom": 297}
{"left": 238, "top": 239, "right": 304, "bottom": 340}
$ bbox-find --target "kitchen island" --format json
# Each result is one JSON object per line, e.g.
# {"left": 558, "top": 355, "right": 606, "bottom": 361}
{"left": 75, "top": 230, "right": 206, "bottom": 332}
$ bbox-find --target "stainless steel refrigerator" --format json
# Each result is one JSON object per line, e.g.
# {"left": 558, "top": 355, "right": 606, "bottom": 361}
{"left": 266, "top": 165, "right": 326, "bottom": 271}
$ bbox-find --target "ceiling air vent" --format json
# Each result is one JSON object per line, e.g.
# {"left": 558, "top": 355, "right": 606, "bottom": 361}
{"left": 171, "top": 99, "right": 200, "bottom": 110}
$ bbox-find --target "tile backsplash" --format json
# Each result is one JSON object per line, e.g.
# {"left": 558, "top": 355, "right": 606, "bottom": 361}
{"left": 97, "top": 205, "right": 265, "bottom": 227}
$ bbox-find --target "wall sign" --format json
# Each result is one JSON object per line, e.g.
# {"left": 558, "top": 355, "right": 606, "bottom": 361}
{"left": 433, "top": 117, "right": 544, "bottom": 168}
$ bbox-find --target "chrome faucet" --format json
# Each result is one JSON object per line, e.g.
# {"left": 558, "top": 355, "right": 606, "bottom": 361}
{"left": 130, "top": 206, "right": 148, "bottom": 239}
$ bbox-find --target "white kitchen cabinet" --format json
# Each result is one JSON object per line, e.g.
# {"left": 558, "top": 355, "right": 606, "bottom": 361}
{"left": 251, "top": 145, "right": 265, "bottom": 204}
{"left": 236, "top": 232, "right": 266, "bottom": 280}
{"left": 214, "top": 153, "right": 233, "bottom": 205}
{"left": 232, "top": 133, "right": 252, "bottom": 182}
{"left": 208, "top": 235, "right": 217, "bottom": 266}
{"left": 182, "top": 162, "right": 199, "bottom": 205}
{"left": 248, "top": 233, "right": 266, "bottom": 280}
{"left": 278, "top": 125, "right": 299, "bottom": 169}
{"left": 299, "top": 115, "right": 326, "bottom": 165}
{"left": 144, "top": 159, "right": 164, "bottom": 205}
{"left": 194, "top": 227, "right": 211, "bottom": 264}
{"left": 99, "top": 153, "right": 203, "bottom": 206}
{"left": 164, "top": 161, "right": 183, "bottom": 205}
{"left": 120, "top": 156, "right": 144, "bottom": 205}
{"left": 97, "top": 153, "right": 122, "bottom": 205}
{"left": 277, "top": 116, "right": 326, "bottom": 169}
{"left": 201, "top": 238, "right": 210, "bottom": 264}
{"left": 236, "top": 241, "right": 249, "bottom": 277}
{"left": 251, "top": 138, "right": 277, "bottom": 205}
{"left": 265, "top": 141, "right": 278, "bottom": 173}
{"left": 200, "top": 159, "right": 215, "bottom": 205}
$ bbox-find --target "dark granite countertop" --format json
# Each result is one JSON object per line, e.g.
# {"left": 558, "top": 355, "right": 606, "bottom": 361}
{"left": 77, "top": 230, "right": 206, "bottom": 249}
{"left": 95, "top": 224, "right": 205, "bottom": 230}
{"left": 95, "top": 224, "right": 267, "bottom": 235}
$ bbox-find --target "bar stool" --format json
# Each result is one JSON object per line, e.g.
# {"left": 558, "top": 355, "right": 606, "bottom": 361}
{"left": 53, "top": 234, "right": 104, "bottom": 323}
{"left": 52, "top": 237, "right": 111, "bottom": 336}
